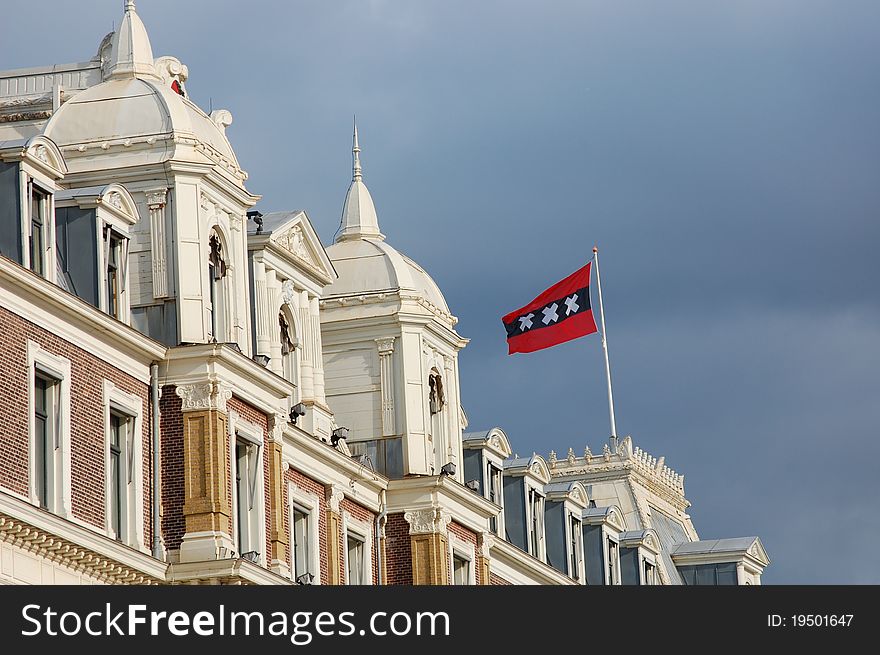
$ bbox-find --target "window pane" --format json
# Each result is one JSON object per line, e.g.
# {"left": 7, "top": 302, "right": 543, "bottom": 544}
{"left": 293, "top": 508, "right": 310, "bottom": 579}
{"left": 110, "top": 449, "right": 120, "bottom": 538}
{"left": 347, "top": 535, "right": 364, "bottom": 585}
{"left": 453, "top": 556, "right": 469, "bottom": 585}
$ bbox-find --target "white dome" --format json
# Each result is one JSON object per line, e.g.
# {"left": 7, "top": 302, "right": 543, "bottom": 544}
{"left": 44, "top": 77, "right": 239, "bottom": 165}
{"left": 324, "top": 238, "right": 450, "bottom": 315}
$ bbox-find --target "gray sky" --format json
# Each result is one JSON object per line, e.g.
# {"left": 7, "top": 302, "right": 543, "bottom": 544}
{"left": 5, "top": 0, "right": 879, "bottom": 583}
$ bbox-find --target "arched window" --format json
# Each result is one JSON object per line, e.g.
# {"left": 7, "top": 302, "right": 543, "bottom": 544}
{"left": 279, "top": 310, "right": 299, "bottom": 399}
{"left": 207, "top": 232, "right": 228, "bottom": 341}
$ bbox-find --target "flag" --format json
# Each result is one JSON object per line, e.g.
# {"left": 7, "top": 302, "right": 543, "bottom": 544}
{"left": 502, "top": 263, "right": 598, "bottom": 354}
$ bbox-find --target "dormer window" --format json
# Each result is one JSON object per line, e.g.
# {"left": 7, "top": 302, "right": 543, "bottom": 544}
{"left": 528, "top": 487, "right": 545, "bottom": 560}
{"left": 570, "top": 514, "right": 582, "bottom": 580}
{"left": 29, "top": 182, "right": 49, "bottom": 276}
{"left": 104, "top": 228, "right": 124, "bottom": 318}
{"left": 607, "top": 537, "right": 621, "bottom": 585}
{"left": 487, "top": 461, "right": 502, "bottom": 534}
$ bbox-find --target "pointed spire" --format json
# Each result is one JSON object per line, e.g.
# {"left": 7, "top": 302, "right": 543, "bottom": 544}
{"left": 352, "top": 118, "right": 363, "bottom": 182}
{"left": 337, "top": 121, "right": 384, "bottom": 243}
{"left": 107, "top": 0, "right": 160, "bottom": 80}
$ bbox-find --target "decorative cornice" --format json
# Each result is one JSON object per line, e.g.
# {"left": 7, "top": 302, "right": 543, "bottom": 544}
{"left": 0, "top": 514, "right": 161, "bottom": 585}
{"left": 175, "top": 381, "right": 232, "bottom": 413}
{"left": 403, "top": 508, "right": 452, "bottom": 535}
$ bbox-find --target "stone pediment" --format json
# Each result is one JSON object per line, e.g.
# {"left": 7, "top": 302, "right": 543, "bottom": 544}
{"left": 251, "top": 210, "right": 336, "bottom": 284}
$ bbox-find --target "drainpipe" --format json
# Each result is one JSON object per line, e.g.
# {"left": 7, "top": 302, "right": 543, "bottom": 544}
{"left": 151, "top": 363, "right": 164, "bottom": 560}
{"left": 375, "top": 488, "right": 387, "bottom": 585}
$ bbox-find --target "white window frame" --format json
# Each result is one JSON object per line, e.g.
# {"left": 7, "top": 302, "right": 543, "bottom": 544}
{"left": 604, "top": 531, "right": 621, "bottom": 585}
{"left": 342, "top": 511, "right": 373, "bottom": 586}
{"left": 525, "top": 483, "right": 546, "bottom": 562}
{"left": 26, "top": 340, "right": 70, "bottom": 517}
{"left": 95, "top": 209, "right": 132, "bottom": 324}
{"left": 567, "top": 512, "right": 585, "bottom": 584}
{"left": 287, "top": 484, "right": 321, "bottom": 585}
{"left": 447, "top": 533, "right": 476, "bottom": 585}
{"left": 19, "top": 168, "right": 57, "bottom": 284}
{"left": 228, "top": 412, "right": 266, "bottom": 565}
{"left": 484, "top": 454, "right": 504, "bottom": 538}
{"left": 640, "top": 552, "right": 658, "bottom": 586}
{"left": 102, "top": 380, "right": 145, "bottom": 551}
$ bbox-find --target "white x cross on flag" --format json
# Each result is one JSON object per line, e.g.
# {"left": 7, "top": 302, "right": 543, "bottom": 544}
{"left": 542, "top": 303, "right": 559, "bottom": 324}
{"left": 518, "top": 313, "right": 535, "bottom": 331}
{"left": 564, "top": 294, "right": 579, "bottom": 315}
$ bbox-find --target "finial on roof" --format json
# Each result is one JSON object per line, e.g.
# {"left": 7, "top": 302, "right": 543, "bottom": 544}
{"left": 107, "top": 0, "right": 160, "bottom": 81}
{"left": 336, "top": 120, "right": 384, "bottom": 243}
{"left": 352, "top": 117, "right": 362, "bottom": 182}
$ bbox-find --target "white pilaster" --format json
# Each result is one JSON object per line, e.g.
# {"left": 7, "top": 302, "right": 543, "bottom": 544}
{"left": 146, "top": 188, "right": 168, "bottom": 299}
{"left": 253, "top": 259, "right": 271, "bottom": 357}
{"left": 309, "top": 295, "right": 325, "bottom": 403}
{"left": 266, "top": 267, "right": 283, "bottom": 375}
{"left": 298, "top": 289, "right": 315, "bottom": 401}
{"left": 376, "top": 337, "right": 396, "bottom": 436}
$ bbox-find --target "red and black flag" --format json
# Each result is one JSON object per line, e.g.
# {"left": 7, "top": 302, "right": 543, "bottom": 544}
{"left": 502, "top": 263, "right": 598, "bottom": 354}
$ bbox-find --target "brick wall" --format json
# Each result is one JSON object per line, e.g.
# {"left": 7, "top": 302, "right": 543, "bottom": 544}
{"left": 448, "top": 521, "right": 480, "bottom": 585}
{"left": 489, "top": 572, "right": 512, "bottom": 585}
{"left": 159, "top": 386, "right": 184, "bottom": 552}
{"left": 285, "top": 468, "right": 328, "bottom": 584}
{"left": 384, "top": 512, "right": 413, "bottom": 585}
{"left": 0, "top": 305, "right": 152, "bottom": 544}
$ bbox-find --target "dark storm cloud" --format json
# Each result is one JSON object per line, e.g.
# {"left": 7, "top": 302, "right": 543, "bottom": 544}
{"left": 4, "top": 0, "right": 878, "bottom": 582}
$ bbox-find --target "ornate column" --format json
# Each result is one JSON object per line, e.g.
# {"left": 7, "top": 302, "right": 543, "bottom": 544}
{"left": 477, "top": 533, "right": 493, "bottom": 585}
{"left": 175, "top": 381, "right": 234, "bottom": 563}
{"left": 404, "top": 508, "right": 451, "bottom": 585}
{"left": 298, "top": 290, "right": 315, "bottom": 401}
{"left": 268, "top": 413, "right": 289, "bottom": 577}
{"left": 309, "top": 295, "right": 325, "bottom": 404}
{"left": 325, "top": 485, "right": 344, "bottom": 585}
{"left": 376, "top": 338, "right": 396, "bottom": 436}
{"left": 253, "top": 259, "right": 271, "bottom": 357}
{"left": 266, "top": 268, "right": 283, "bottom": 375}
{"left": 146, "top": 189, "right": 168, "bottom": 299}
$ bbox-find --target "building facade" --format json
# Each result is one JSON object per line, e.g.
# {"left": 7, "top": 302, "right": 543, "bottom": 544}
{"left": 0, "top": 2, "right": 768, "bottom": 586}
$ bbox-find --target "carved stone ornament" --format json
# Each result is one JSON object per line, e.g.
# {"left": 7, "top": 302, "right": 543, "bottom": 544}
{"left": 567, "top": 448, "right": 576, "bottom": 466}
{"left": 34, "top": 145, "right": 49, "bottom": 163}
{"left": 269, "top": 412, "right": 287, "bottom": 443}
{"left": 145, "top": 188, "right": 168, "bottom": 209}
{"left": 375, "top": 337, "right": 396, "bottom": 355}
{"left": 326, "top": 485, "right": 345, "bottom": 513}
{"left": 106, "top": 192, "right": 124, "bottom": 210}
{"left": 275, "top": 224, "right": 311, "bottom": 263}
{"left": 175, "top": 382, "right": 232, "bottom": 413}
{"left": 548, "top": 450, "right": 557, "bottom": 467}
{"left": 403, "top": 508, "right": 452, "bottom": 535}
{"left": 282, "top": 279, "right": 297, "bottom": 305}
{"left": 479, "top": 533, "right": 494, "bottom": 559}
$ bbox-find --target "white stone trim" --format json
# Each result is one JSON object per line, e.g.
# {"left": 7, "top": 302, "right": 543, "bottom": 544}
{"left": 342, "top": 510, "right": 373, "bottom": 585}
{"left": 26, "top": 340, "right": 71, "bottom": 519}
{"left": 102, "top": 380, "right": 147, "bottom": 552}
{"left": 287, "top": 483, "right": 321, "bottom": 586}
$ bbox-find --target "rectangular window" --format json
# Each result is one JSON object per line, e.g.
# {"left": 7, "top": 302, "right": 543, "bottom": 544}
{"left": 104, "top": 229, "right": 123, "bottom": 318}
{"left": 644, "top": 560, "right": 657, "bottom": 585}
{"left": 347, "top": 534, "right": 366, "bottom": 585}
{"left": 29, "top": 184, "right": 48, "bottom": 276}
{"left": 569, "top": 515, "right": 581, "bottom": 580}
{"left": 452, "top": 554, "right": 470, "bottom": 585}
{"left": 33, "top": 373, "right": 55, "bottom": 510}
{"left": 107, "top": 412, "right": 134, "bottom": 541}
{"left": 528, "top": 488, "right": 544, "bottom": 559}
{"left": 234, "top": 438, "right": 261, "bottom": 558}
{"left": 487, "top": 462, "right": 502, "bottom": 534}
{"left": 607, "top": 538, "right": 620, "bottom": 585}
{"left": 292, "top": 506, "right": 312, "bottom": 583}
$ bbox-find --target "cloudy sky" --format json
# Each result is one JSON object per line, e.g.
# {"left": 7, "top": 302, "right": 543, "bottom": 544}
{"left": 4, "top": 1, "right": 878, "bottom": 583}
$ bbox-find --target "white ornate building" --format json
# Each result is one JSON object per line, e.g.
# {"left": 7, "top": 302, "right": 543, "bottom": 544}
{"left": 0, "top": 2, "right": 768, "bottom": 585}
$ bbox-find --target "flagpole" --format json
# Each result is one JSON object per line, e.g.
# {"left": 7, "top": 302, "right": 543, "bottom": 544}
{"left": 592, "top": 246, "right": 618, "bottom": 451}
